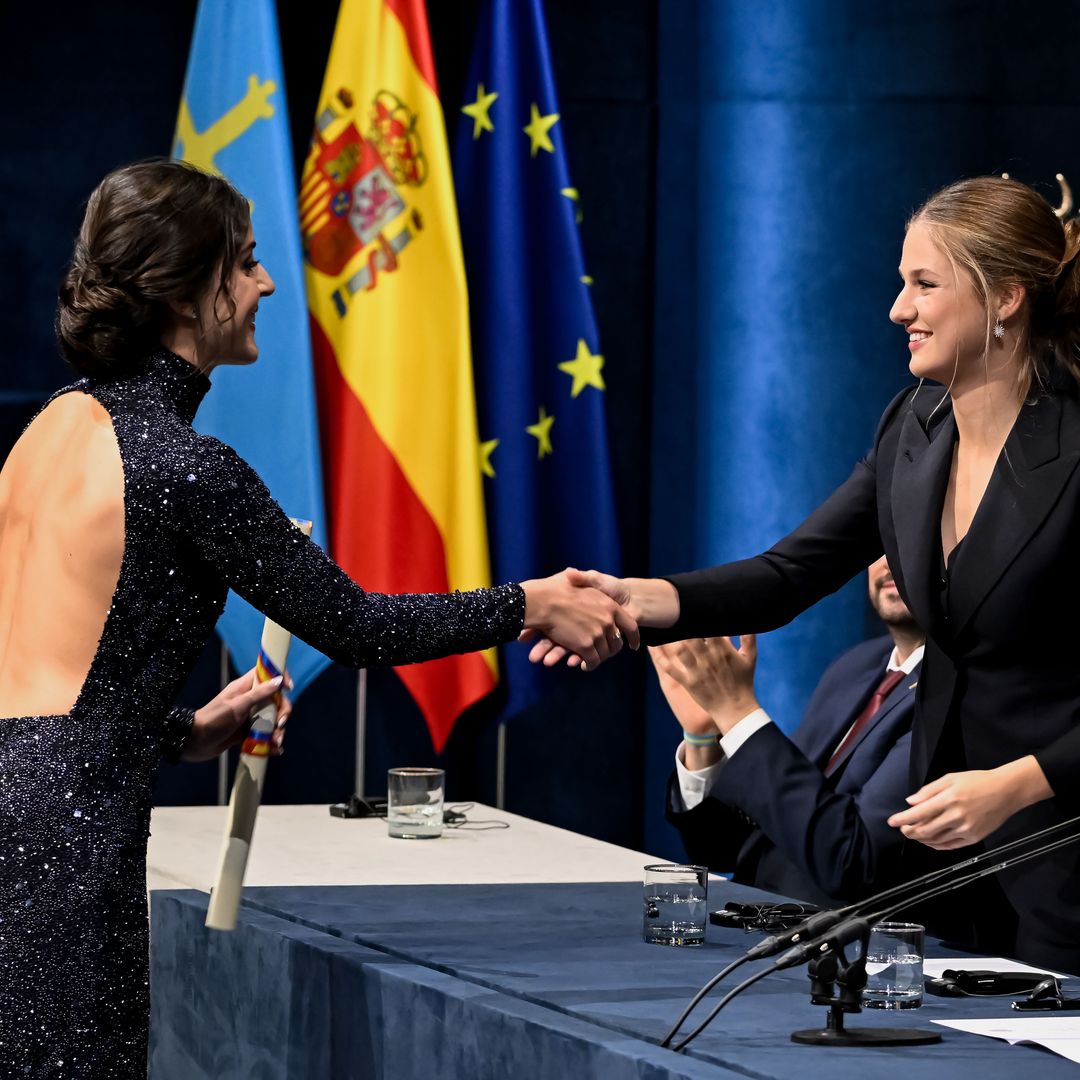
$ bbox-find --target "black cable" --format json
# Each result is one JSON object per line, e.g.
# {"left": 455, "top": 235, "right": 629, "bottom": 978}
{"left": 443, "top": 802, "right": 510, "bottom": 830}
{"left": 670, "top": 965, "right": 775, "bottom": 1052}
{"left": 659, "top": 955, "right": 749, "bottom": 1048}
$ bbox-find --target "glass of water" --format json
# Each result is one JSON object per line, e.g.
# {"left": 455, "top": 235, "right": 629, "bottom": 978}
{"left": 642, "top": 863, "right": 707, "bottom": 946}
{"left": 387, "top": 767, "right": 444, "bottom": 839}
{"left": 863, "top": 921, "right": 924, "bottom": 1009}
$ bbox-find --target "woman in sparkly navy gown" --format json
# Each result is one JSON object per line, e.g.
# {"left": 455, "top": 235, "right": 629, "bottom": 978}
{"left": 0, "top": 160, "right": 635, "bottom": 1077}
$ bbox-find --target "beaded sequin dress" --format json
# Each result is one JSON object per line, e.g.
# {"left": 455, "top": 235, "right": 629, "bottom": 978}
{"left": 0, "top": 349, "right": 525, "bottom": 1078}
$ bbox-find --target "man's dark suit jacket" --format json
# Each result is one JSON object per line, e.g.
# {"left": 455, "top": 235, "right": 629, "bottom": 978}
{"left": 667, "top": 635, "right": 918, "bottom": 907}
{"left": 653, "top": 383, "right": 1080, "bottom": 971}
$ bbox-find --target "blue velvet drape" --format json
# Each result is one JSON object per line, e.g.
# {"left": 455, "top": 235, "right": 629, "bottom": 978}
{"left": 645, "top": 0, "right": 1080, "bottom": 854}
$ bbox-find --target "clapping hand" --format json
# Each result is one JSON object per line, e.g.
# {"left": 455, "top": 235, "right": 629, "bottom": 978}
{"left": 181, "top": 666, "right": 292, "bottom": 762}
{"left": 650, "top": 636, "right": 759, "bottom": 736}
{"left": 650, "top": 646, "right": 718, "bottom": 737}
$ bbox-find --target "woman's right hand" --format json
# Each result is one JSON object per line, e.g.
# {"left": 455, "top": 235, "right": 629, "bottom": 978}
{"left": 525, "top": 569, "right": 680, "bottom": 667}
{"left": 520, "top": 570, "right": 640, "bottom": 669}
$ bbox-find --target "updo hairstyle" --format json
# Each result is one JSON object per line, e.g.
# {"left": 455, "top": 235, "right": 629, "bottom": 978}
{"left": 56, "top": 159, "right": 251, "bottom": 377}
{"left": 911, "top": 176, "right": 1080, "bottom": 399}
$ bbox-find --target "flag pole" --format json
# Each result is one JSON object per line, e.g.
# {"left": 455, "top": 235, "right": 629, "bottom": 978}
{"left": 355, "top": 668, "right": 368, "bottom": 797}
{"left": 217, "top": 639, "right": 230, "bottom": 805}
{"left": 495, "top": 719, "right": 507, "bottom": 810}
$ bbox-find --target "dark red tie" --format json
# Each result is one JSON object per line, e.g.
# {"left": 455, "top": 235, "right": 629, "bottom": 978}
{"left": 824, "top": 668, "right": 907, "bottom": 776}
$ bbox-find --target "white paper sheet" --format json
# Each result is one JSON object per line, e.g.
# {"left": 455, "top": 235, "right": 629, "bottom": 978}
{"left": 923, "top": 957, "right": 1070, "bottom": 980}
{"left": 934, "top": 1017, "right": 1080, "bottom": 1064}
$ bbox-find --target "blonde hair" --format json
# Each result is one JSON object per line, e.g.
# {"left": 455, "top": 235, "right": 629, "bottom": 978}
{"left": 910, "top": 176, "right": 1080, "bottom": 400}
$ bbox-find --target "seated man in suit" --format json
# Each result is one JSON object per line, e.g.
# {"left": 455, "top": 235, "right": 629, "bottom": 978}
{"left": 658, "top": 555, "right": 923, "bottom": 906}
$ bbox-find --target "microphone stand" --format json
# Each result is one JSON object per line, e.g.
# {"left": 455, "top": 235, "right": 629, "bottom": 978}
{"left": 786, "top": 829, "right": 1080, "bottom": 1046}
{"left": 665, "top": 818, "right": 1080, "bottom": 1052}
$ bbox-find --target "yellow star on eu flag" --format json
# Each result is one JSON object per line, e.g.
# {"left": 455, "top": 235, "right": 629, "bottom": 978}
{"left": 462, "top": 83, "right": 498, "bottom": 139}
{"left": 526, "top": 406, "right": 555, "bottom": 458}
{"left": 524, "top": 103, "right": 559, "bottom": 157}
{"left": 560, "top": 187, "right": 583, "bottom": 223}
{"left": 479, "top": 438, "right": 499, "bottom": 478}
{"left": 558, "top": 339, "right": 606, "bottom": 398}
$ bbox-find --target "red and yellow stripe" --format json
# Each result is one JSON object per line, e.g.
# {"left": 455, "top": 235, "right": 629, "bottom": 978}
{"left": 303, "top": 0, "right": 496, "bottom": 752}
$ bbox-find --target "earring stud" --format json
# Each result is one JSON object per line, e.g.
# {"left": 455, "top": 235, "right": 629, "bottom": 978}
{"left": 994, "top": 320, "right": 1005, "bottom": 339}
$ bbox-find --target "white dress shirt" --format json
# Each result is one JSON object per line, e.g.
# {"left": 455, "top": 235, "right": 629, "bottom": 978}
{"left": 673, "top": 643, "right": 924, "bottom": 811}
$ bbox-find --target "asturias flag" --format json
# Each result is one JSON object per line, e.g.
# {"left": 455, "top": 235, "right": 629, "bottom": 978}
{"left": 173, "top": 0, "right": 331, "bottom": 697}
{"left": 302, "top": 0, "right": 496, "bottom": 753}
{"left": 453, "top": 0, "right": 621, "bottom": 719}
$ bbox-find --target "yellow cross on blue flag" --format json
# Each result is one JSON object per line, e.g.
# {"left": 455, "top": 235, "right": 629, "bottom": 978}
{"left": 454, "top": 0, "right": 621, "bottom": 719}
{"left": 173, "top": 0, "right": 330, "bottom": 696}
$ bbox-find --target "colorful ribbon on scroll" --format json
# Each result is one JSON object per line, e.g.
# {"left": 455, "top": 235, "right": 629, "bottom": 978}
{"left": 205, "top": 518, "right": 312, "bottom": 931}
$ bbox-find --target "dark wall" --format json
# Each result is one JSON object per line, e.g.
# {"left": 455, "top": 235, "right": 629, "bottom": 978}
{"left": 0, "top": 1, "right": 657, "bottom": 848}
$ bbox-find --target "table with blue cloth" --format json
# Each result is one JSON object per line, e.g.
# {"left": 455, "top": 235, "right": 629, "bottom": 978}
{"left": 149, "top": 878, "right": 1080, "bottom": 1078}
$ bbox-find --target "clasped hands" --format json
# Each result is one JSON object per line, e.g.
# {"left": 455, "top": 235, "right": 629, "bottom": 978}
{"left": 519, "top": 567, "right": 680, "bottom": 670}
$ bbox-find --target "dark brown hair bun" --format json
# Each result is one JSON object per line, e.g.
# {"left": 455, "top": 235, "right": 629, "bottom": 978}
{"left": 56, "top": 159, "right": 250, "bottom": 378}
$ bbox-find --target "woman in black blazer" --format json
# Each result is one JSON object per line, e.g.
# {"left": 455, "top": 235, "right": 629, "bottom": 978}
{"left": 547, "top": 177, "right": 1080, "bottom": 970}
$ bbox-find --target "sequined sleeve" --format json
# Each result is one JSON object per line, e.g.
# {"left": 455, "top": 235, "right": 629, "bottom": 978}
{"left": 174, "top": 438, "right": 525, "bottom": 668}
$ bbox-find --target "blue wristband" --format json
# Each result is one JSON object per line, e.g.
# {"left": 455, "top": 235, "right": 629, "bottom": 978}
{"left": 683, "top": 731, "right": 719, "bottom": 747}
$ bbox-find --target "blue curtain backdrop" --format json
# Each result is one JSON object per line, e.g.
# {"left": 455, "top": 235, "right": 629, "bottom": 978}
{"left": 4, "top": 0, "right": 1080, "bottom": 847}
{"left": 645, "top": 0, "right": 1080, "bottom": 855}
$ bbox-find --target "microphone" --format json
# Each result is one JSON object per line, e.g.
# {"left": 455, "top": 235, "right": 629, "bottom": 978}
{"left": 663, "top": 813, "right": 1080, "bottom": 1052}
{"left": 774, "top": 823, "right": 1080, "bottom": 973}
{"left": 745, "top": 811, "right": 1080, "bottom": 963}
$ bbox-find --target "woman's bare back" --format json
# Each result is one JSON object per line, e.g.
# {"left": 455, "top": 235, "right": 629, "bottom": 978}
{"left": 0, "top": 392, "right": 123, "bottom": 717}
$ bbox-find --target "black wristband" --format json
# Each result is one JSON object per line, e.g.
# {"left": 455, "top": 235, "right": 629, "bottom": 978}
{"left": 161, "top": 707, "right": 196, "bottom": 763}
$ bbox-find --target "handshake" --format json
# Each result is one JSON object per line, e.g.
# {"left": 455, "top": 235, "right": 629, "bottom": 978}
{"left": 518, "top": 568, "right": 681, "bottom": 670}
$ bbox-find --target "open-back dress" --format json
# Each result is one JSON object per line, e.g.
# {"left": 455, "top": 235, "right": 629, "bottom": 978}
{"left": 0, "top": 349, "right": 525, "bottom": 1077}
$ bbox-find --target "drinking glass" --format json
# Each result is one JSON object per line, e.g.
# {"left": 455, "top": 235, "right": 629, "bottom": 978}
{"left": 386, "top": 767, "right": 444, "bottom": 839}
{"left": 863, "top": 921, "right": 924, "bottom": 1009}
{"left": 642, "top": 864, "right": 707, "bottom": 945}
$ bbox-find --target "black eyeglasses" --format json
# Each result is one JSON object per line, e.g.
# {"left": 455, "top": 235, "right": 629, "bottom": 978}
{"left": 708, "top": 901, "right": 821, "bottom": 932}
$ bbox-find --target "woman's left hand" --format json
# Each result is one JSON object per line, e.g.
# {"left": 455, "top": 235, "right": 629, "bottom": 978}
{"left": 888, "top": 756, "right": 1053, "bottom": 850}
{"left": 181, "top": 667, "right": 293, "bottom": 762}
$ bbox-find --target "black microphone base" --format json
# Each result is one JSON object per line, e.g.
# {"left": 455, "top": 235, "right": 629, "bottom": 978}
{"left": 791, "top": 1025, "right": 942, "bottom": 1046}
{"left": 791, "top": 1005, "right": 941, "bottom": 1047}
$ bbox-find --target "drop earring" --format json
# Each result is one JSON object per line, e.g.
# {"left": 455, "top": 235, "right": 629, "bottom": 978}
{"left": 993, "top": 319, "right": 1005, "bottom": 339}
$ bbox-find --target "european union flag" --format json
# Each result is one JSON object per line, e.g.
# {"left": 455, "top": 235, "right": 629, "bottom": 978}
{"left": 453, "top": 0, "right": 620, "bottom": 718}
{"left": 173, "top": 0, "right": 330, "bottom": 696}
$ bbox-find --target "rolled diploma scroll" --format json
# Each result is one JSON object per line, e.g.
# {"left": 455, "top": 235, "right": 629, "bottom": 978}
{"left": 205, "top": 518, "right": 312, "bottom": 931}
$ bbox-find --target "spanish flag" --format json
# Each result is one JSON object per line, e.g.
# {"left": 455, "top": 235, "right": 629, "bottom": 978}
{"left": 301, "top": 0, "right": 496, "bottom": 752}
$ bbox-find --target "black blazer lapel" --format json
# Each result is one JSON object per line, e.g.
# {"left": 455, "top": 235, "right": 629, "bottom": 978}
{"left": 948, "top": 393, "right": 1080, "bottom": 637}
{"left": 891, "top": 399, "right": 956, "bottom": 633}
